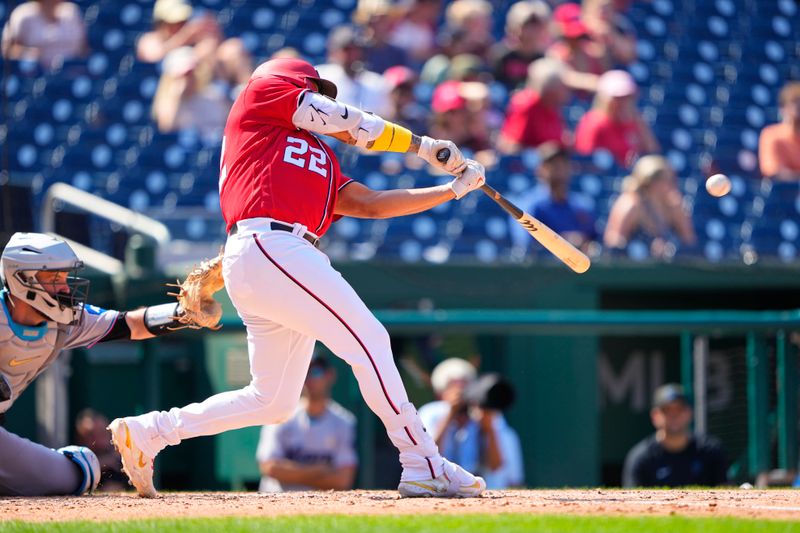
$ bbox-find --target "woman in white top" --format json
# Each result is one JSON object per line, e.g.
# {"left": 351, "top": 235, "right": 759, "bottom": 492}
{"left": 2, "top": 0, "right": 87, "bottom": 69}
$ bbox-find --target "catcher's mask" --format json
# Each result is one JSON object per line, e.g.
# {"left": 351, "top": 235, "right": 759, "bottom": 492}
{"left": 250, "top": 58, "right": 338, "bottom": 99}
{"left": 1, "top": 232, "right": 89, "bottom": 325}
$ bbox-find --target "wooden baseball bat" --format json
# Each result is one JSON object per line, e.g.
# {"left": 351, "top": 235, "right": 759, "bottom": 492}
{"left": 437, "top": 149, "right": 591, "bottom": 274}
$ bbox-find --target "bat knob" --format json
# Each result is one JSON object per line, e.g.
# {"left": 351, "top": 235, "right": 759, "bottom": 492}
{"left": 436, "top": 148, "right": 450, "bottom": 163}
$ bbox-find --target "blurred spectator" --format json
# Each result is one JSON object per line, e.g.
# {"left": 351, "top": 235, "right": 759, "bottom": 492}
{"left": 442, "top": 0, "right": 494, "bottom": 59}
{"left": 758, "top": 82, "right": 800, "bottom": 180}
{"left": 421, "top": 37, "right": 492, "bottom": 86}
{"left": 512, "top": 143, "right": 598, "bottom": 253}
{"left": 448, "top": 54, "right": 491, "bottom": 83}
{"left": 498, "top": 58, "right": 570, "bottom": 154}
{"left": 256, "top": 356, "right": 357, "bottom": 492}
{"left": 547, "top": 3, "right": 604, "bottom": 77}
{"left": 316, "top": 25, "right": 391, "bottom": 116}
{"left": 270, "top": 47, "right": 301, "bottom": 60}
{"left": 1, "top": 0, "right": 87, "bottom": 70}
{"left": 151, "top": 46, "right": 230, "bottom": 140}
{"left": 388, "top": 0, "right": 441, "bottom": 65}
{"left": 489, "top": 1, "right": 552, "bottom": 91}
{"left": 74, "top": 408, "right": 126, "bottom": 492}
{"left": 429, "top": 80, "right": 493, "bottom": 158}
{"left": 383, "top": 66, "right": 428, "bottom": 134}
{"left": 582, "top": 0, "right": 637, "bottom": 68}
{"left": 574, "top": 70, "right": 659, "bottom": 167}
{"left": 137, "top": 0, "right": 252, "bottom": 90}
{"left": 418, "top": 359, "right": 483, "bottom": 475}
{"left": 353, "top": 0, "right": 409, "bottom": 73}
{"left": 604, "top": 155, "right": 696, "bottom": 258}
{"left": 419, "top": 360, "right": 522, "bottom": 489}
{"left": 622, "top": 384, "right": 728, "bottom": 487}
{"left": 465, "top": 373, "right": 524, "bottom": 489}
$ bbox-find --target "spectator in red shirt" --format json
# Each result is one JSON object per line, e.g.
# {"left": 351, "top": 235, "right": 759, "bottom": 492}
{"left": 574, "top": 70, "right": 659, "bottom": 167}
{"left": 497, "top": 58, "right": 570, "bottom": 154}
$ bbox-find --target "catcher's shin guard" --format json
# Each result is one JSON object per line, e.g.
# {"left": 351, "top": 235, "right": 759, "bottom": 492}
{"left": 57, "top": 446, "right": 101, "bottom": 495}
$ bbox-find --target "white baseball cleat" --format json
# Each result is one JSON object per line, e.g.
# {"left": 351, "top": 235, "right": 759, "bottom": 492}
{"left": 108, "top": 418, "right": 158, "bottom": 498}
{"left": 398, "top": 459, "right": 486, "bottom": 498}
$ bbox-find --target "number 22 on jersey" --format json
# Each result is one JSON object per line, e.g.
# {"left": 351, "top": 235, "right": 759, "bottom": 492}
{"left": 283, "top": 136, "right": 328, "bottom": 178}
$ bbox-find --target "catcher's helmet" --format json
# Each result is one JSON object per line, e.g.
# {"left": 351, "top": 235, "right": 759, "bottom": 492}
{"left": 1, "top": 232, "right": 89, "bottom": 325}
{"left": 251, "top": 58, "right": 338, "bottom": 99}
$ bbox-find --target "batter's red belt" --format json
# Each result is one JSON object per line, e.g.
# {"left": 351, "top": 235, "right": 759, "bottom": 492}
{"left": 228, "top": 220, "right": 320, "bottom": 248}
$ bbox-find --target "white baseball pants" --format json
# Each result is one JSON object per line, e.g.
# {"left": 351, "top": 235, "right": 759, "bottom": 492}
{"left": 129, "top": 219, "right": 443, "bottom": 480}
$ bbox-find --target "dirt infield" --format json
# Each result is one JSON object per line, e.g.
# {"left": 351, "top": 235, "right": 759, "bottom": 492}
{"left": 3, "top": 489, "right": 800, "bottom": 522}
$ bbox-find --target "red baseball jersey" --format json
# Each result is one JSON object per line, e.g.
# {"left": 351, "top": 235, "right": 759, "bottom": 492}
{"left": 219, "top": 77, "right": 352, "bottom": 236}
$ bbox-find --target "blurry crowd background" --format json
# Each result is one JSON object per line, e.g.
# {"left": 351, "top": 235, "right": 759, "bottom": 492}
{"left": 2, "top": 0, "right": 800, "bottom": 265}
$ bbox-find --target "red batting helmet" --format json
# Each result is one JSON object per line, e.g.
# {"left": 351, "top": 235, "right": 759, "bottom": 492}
{"left": 251, "top": 58, "right": 338, "bottom": 99}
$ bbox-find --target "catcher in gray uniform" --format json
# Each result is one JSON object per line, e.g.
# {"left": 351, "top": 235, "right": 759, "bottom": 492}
{"left": 0, "top": 232, "right": 202, "bottom": 496}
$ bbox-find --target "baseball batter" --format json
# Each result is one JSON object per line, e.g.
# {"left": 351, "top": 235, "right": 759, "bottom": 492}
{"left": 109, "top": 58, "right": 488, "bottom": 498}
{"left": 0, "top": 232, "right": 200, "bottom": 496}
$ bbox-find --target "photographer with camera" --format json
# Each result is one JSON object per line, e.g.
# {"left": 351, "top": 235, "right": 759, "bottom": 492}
{"left": 418, "top": 359, "right": 524, "bottom": 489}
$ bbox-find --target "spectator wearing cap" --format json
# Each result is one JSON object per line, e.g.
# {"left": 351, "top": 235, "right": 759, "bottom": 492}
{"left": 388, "top": 0, "right": 442, "bottom": 65}
{"left": 759, "top": 82, "right": 800, "bottom": 180}
{"left": 574, "top": 69, "right": 660, "bottom": 167}
{"left": 582, "top": 0, "right": 637, "bottom": 68}
{"left": 137, "top": 0, "right": 252, "bottom": 90}
{"left": 352, "top": 0, "right": 409, "bottom": 73}
{"left": 512, "top": 143, "right": 598, "bottom": 254}
{"left": 547, "top": 3, "right": 605, "bottom": 77}
{"left": 383, "top": 66, "right": 428, "bottom": 134}
{"left": 498, "top": 58, "right": 571, "bottom": 154}
{"left": 429, "top": 80, "right": 493, "bottom": 157}
{"left": 489, "top": 1, "right": 552, "bottom": 91}
{"left": 151, "top": 46, "right": 231, "bottom": 140}
{"left": 2, "top": 0, "right": 87, "bottom": 70}
{"left": 256, "top": 356, "right": 358, "bottom": 492}
{"left": 465, "top": 374, "right": 525, "bottom": 489}
{"left": 604, "top": 155, "right": 696, "bottom": 259}
{"left": 316, "top": 25, "right": 391, "bottom": 117}
{"left": 418, "top": 359, "right": 498, "bottom": 478}
{"left": 622, "top": 384, "right": 728, "bottom": 488}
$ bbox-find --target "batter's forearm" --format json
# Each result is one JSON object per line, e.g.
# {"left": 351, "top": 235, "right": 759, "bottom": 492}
{"left": 405, "top": 134, "right": 421, "bottom": 155}
{"left": 366, "top": 185, "right": 455, "bottom": 219}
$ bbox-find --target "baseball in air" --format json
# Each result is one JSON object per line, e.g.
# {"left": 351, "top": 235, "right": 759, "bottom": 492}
{"left": 706, "top": 173, "right": 731, "bottom": 197}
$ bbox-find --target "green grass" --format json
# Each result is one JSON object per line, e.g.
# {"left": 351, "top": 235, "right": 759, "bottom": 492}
{"left": 2, "top": 514, "right": 799, "bottom": 533}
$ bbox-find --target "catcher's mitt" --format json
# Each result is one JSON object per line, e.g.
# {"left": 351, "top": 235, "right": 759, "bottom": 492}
{"left": 167, "top": 252, "right": 225, "bottom": 330}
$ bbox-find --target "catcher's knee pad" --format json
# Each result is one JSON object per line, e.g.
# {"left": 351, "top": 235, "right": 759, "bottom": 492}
{"left": 58, "top": 445, "right": 101, "bottom": 495}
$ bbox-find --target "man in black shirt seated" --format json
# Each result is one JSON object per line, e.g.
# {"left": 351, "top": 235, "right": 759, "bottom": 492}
{"left": 622, "top": 384, "right": 728, "bottom": 487}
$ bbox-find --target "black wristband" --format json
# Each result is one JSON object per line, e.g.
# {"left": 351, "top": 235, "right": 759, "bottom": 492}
{"left": 144, "top": 302, "right": 183, "bottom": 336}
